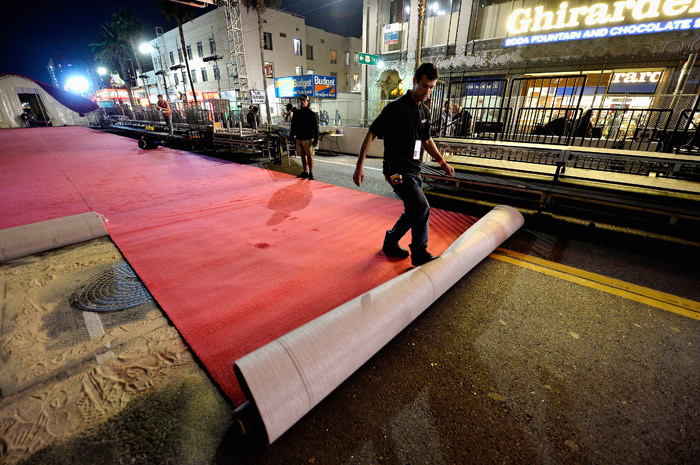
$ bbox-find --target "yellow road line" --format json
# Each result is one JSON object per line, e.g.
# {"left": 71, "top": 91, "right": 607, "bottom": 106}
{"left": 489, "top": 249, "right": 700, "bottom": 321}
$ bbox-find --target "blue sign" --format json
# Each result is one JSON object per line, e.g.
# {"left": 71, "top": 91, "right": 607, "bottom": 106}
{"left": 274, "top": 74, "right": 337, "bottom": 99}
{"left": 274, "top": 75, "right": 313, "bottom": 98}
{"left": 313, "top": 74, "right": 336, "bottom": 98}
{"left": 504, "top": 17, "right": 700, "bottom": 47}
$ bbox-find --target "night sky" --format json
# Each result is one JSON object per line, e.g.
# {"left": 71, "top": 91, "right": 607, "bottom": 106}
{"left": 0, "top": 0, "right": 362, "bottom": 83}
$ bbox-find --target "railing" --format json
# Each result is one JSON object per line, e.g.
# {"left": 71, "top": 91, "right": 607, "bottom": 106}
{"left": 86, "top": 92, "right": 700, "bottom": 155}
{"left": 497, "top": 107, "right": 673, "bottom": 152}
{"left": 669, "top": 109, "right": 700, "bottom": 155}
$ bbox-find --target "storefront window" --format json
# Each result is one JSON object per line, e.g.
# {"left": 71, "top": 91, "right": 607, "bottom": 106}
{"left": 381, "top": 0, "right": 410, "bottom": 53}
{"left": 422, "top": 0, "right": 459, "bottom": 48}
{"left": 425, "top": 0, "right": 453, "bottom": 18}
{"left": 474, "top": 0, "right": 513, "bottom": 40}
{"left": 382, "top": 0, "right": 410, "bottom": 24}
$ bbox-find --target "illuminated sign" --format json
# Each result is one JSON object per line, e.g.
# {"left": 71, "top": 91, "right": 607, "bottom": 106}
{"left": 95, "top": 88, "right": 129, "bottom": 100}
{"left": 505, "top": 17, "right": 700, "bottom": 46}
{"left": 313, "top": 74, "right": 337, "bottom": 98}
{"left": 608, "top": 69, "right": 663, "bottom": 93}
{"left": 275, "top": 75, "right": 313, "bottom": 98}
{"left": 274, "top": 74, "right": 337, "bottom": 99}
{"left": 505, "top": 0, "right": 700, "bottom": 46}
{"left": 611, "top": 70, "right": 662, "bottom": 83}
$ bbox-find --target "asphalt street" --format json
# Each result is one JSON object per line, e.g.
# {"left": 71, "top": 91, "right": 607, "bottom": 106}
{"left": 2, "top": 148, "right": 699, "bottom": 465}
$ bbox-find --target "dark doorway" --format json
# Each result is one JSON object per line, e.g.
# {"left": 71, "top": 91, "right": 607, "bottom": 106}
{"left": 18, "top": 93, "right": 52, "bottom": 127}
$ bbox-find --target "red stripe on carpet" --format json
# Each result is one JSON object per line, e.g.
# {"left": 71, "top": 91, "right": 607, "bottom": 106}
{"left": 0, "top": 127, "right": 476, "bottom": 404}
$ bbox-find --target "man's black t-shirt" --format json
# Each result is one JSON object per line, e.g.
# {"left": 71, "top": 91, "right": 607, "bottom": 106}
{"left": 369, "top": 92, "right": 431, "bottom": 176}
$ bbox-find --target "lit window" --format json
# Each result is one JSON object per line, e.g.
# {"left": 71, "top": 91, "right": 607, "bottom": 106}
{"left": 293, "top": 38, "right": 302, "bottom": 56}
{"left": 295, "top": 66, "right": 303, "bottom": 75}
{"left": 330, "top": 50, "right": 337, "bottom": 64}
{"left": 345, "top": 52, "right": 350, "bottom": 66}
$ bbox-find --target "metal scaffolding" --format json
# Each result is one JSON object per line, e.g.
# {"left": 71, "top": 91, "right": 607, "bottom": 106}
{"left": 219, "top": 0, "right": 250, "bottom": 106}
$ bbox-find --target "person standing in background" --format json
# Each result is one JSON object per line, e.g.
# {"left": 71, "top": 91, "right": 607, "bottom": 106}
{"left": 157, "top": 94, "right": 173, "bottom": 136}
{"left": 290, "top": 94, "right": 319, "bottom": 180}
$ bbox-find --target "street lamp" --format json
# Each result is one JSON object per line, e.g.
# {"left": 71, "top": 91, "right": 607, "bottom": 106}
{"left": 169, "top": 64, "right": 187, "bottom": 102}
{"left": 138, "top": 74, "right": 152, "bottom": 104}
{"left": 140, "top": 42, "right": 169, "bottom": 102}
{"left": 203, "top": 54, "right": 223, "bottom": 97}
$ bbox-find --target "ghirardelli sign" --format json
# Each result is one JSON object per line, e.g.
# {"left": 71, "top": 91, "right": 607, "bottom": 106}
{"left": 506, "top": 0, "right": 700, "bottom": 35}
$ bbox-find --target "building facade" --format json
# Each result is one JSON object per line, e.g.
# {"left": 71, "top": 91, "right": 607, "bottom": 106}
{"left": 363, "top": 0, "right": 700, "bottom": 136}
{"left": 143, "top": 5, "right": 361, "bottom": 123}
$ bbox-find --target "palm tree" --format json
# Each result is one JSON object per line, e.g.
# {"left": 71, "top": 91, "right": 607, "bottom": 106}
{"left": 113, "top": 8, "right": 144, "bottom": 76}
{"left": 416, "top": 0, "right": 426, "bottom": 69}
{"left": 242, "top": 0, "right": 282, "bottom": 126}
{"left": 157, "top": 0, "right": 198, "bottom": 104}
{"left": 91, "top": 21, "right": 136, "bottom": 107}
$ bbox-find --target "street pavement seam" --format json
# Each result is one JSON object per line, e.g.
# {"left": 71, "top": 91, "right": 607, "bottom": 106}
{"left": 491, "top": 248, "right": 700, "bottom": 321}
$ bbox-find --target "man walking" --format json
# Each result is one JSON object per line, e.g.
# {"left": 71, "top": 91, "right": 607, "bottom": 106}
{"left": 353, "top": 63, "right": 455, "bottom": 266}
{"left": 290, "top": 94, "right": 319, "bottom": 180}
{"left": 157, "top": 95, "right": 173, "bottom": 136}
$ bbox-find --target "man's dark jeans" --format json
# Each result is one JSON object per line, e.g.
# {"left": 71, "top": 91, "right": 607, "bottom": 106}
{"left": 385, "top": 173, "right": 430, "bottom": 251}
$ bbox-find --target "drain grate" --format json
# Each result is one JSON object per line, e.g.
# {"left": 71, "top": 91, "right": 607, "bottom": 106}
{"left": 70, "top": 262, "right": 153, "bottom": 312}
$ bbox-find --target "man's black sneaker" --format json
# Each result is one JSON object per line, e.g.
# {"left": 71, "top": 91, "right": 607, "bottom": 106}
{"left": 297, "top": 172, "right": 309, "bottom": 178}
{"left": 308, "top": 173, "right": 314, "bottom": 180}
{"left": 411, "top": 249, "right": 438, "bottom": 266}
{"left": 382, "top": 242, "right": 409, "bottom": 259}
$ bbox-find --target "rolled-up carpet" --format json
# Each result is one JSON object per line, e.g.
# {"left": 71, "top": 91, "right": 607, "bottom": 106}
{"left": 234, "top": 205, "right": 525, "bottom": 443}
{"left": 0, "top": 212, "right": 107, "bottom": 262}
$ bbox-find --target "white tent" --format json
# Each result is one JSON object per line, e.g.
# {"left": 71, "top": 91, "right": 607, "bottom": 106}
{"left": 0, "top": 74, "right": 97, "bottom": 129}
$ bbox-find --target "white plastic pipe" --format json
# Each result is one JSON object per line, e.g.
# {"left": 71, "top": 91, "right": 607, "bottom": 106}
{"left": 234, "top": 205, "right": 524, "bottom": 443}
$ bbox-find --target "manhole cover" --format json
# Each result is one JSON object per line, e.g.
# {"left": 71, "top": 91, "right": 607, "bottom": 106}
{"left": 70, "top": 262, "right": 153, "bottom": 312}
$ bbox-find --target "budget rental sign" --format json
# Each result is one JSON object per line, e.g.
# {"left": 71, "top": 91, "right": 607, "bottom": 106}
{"left": 274, "top": 74, "right": 336, "bottom": 99}
{"left": 313, "top": 74, "right": 337, "bottom": 98}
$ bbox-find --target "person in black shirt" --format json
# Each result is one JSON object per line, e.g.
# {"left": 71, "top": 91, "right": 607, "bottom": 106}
{"left": 353, "top": 63, "right": 455, "bottom": 266}
{"left": 290, "top": 94, "right": 319, "bottom": 180}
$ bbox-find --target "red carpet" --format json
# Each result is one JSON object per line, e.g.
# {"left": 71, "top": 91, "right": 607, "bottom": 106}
{"left": 0, "top": 127, "right": 476, "bottom": 404}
